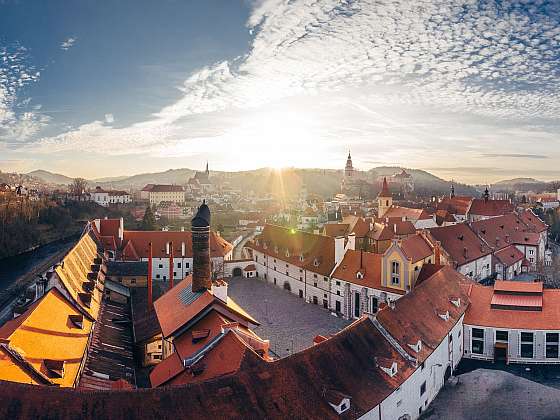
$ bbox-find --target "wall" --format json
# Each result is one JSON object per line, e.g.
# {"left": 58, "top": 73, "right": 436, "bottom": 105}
{"left": 362, "top": 316, "right": 464, "bottom": 420}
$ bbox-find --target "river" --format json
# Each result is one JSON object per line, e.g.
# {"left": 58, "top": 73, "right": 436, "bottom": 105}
{"left": 0, "top": 236, "right": 78, "bottom": 293}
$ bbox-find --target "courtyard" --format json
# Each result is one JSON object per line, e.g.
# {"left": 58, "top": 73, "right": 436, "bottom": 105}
{"left": 227, "top": 276, "right": 351, "bottom": 358}
{"left": 424, "top": 362, "right": 560, "bottom": 420}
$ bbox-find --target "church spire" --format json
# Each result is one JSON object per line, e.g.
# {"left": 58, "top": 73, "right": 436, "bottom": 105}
{"left": 450, "top": 181, "right": 455, "bottom": 198}
{"left": 205, "top": 161, "right": 209, "bottom": 175}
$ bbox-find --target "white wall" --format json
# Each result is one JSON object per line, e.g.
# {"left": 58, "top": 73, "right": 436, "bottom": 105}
{"left": 361, "top": 317, "right": 464, "bottom": 420}
{"left": 457, "top": 254, "right": 491, "bottom": 282}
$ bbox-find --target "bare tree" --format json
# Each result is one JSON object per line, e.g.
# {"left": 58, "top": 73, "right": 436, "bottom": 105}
{"left": 71, "top": 178, "right": 88, "bottom": 196}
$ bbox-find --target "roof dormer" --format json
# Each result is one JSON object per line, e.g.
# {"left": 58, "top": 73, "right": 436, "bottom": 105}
{"left": 450, "top": 297, "right": 461, "bottom": 308}
{"left": 378, "top": 360, "right": 398, "bottom": 378}
{"left": 407, "top": 339, "right": 422, "bottom": 353}
{"left": 44, "top": 359, "right": 65, "bottom": 379}
{"left": 439, "top": 310, "right": 450, "bottom": 321}
{"left": 356, "top": 271, "right": 364, "bottom": 280}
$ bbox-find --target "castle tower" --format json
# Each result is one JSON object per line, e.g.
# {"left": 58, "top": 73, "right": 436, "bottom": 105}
{"left": 191, "top": 200, "right": 212, "bottom": 292}
{"left": 450, "top": 183, "right": 455, "bottom": 198}
{"left": 205, "top": 161, "right": 209, "bottom": 176}
{"left": 378, "top": 177, "right": 392, "bottom": 218}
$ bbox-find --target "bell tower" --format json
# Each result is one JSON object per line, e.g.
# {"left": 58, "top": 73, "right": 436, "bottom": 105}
{"left": 378, "top": 177, "right": 392, "bottom": 218}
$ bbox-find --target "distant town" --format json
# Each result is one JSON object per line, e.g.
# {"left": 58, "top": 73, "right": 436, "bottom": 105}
{"left": 1, "top": 152, "right": 560, "bottom": 418}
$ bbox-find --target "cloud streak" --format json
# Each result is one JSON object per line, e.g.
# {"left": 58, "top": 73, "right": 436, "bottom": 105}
{"left": 60, "top": 37, "right": 77, "bottom": 51}
{"left": 8, "top": 0, "right": 560, "bottom": 180}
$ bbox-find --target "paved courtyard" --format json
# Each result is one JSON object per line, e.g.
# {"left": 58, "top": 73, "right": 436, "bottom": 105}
{"left": 227, "top": 276, "right": 351, "bottom": 358}
{"left": 424, "top": 365, "right": 560, "bottom": 420}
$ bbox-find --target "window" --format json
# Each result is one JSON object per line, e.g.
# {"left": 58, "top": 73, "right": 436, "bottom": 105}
{"left": 496, "top": 330, "right": 508, "bottom": 342}
{"left": 131, "top": 279, "right": 136, "bottom": 284}
{"left": 336, "top": 290, "right": 341, "bottom": 296}
{"left": 420, "top": 362, "right": 425, "bottom": 371}
{"left": 371, "top": 297, "right": 378, "bottom": 313}
{"left": 158, "top": 264, "right": 163, "bottom": 269}
{"left": 391, "top": 261, "right": 400, "bottom": 285}
{"left": 186, "top": 262, "right": 190, "bottom": 268}
{"left": 336, "top": 281, "right": 341, "bottom": 286}
{"left": 420, "top": 381, "right": 426, "bottom": 396}
{"left": 335, "top": 301, "right": 341, "bottom": 312}
{"left": 520, "top": 332, "right": 534, "bottom": 358}
{"left": 354, "top": 293, "right": 361, "bottom": 318}
{"left": 177, "top": 263, "right": 182, "bottom": 268}
{"left": 471, "top": 328, "right": 484, "bottom": 354}
{"left": 173, "top": 272, "right": 177, "bottom": 277}
{"left": 156, "top": 274, "right": 160, "bottom": 279}
{"left": 314, "top": 282, "right": 317, "bottom": 287}
{"left": 546, "top": 333, "right": 559, "bottom": 359}
{"left": 324, "top": 277, "right": 328, "bottom": 282}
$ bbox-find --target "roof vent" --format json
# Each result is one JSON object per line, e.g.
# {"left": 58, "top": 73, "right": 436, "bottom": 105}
{"left": 78, "top": 292, "right": 92, "bottom": 308}
{"left": 44, "top": 359, "right": 65, "bottom": 378}
{"left": 439, "top": 310, "right": 450, "bottom": 321}
{"left": 324, "top": 389, "right": 351, "bottom": 415}
{"left": 68, "top": 314, "right": 84, "bottom": 329}
{"left": 458, "top": 234, "right": 464, "bottom": 241}
{"left": 378, "top": 359, "right": 398, "bottom": 377}
{"left": 192, "top": 329, "right": 211, "bottom": 343}
{"left": 450, "top": 298, "right": 461, "bottom": 308}
{"left": 407, "top": 340, "right": 422, "bottom": 353}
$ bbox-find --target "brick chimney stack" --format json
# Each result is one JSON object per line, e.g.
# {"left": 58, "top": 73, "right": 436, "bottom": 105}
{"left": 191, "top": 201, "right": 212, "bottom": 292}
{"left": 148, "top": 242, "right": 153, "bottom": 309}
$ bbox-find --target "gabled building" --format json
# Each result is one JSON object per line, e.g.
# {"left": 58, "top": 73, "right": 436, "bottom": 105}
{"left": 149, "top": 203, "right": 267, "bottom": 387}
{"left": 426, "top": 224, "right": 493, "bottom": 281}
{"left": 466, "top": 190, "right": 514, "bottom": 222}
{"left": 464, "top": 281, "right": 560, "bottom": 364}
{"left": 249, "top": 224, "right": 341, "bottom": 306}
{"left": 469, "top": 212, "right": 545, "bottom": 270}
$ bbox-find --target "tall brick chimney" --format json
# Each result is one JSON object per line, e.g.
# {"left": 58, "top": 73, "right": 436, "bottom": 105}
{"left": 191, "top": 201, "right": 212, "bottom": 292}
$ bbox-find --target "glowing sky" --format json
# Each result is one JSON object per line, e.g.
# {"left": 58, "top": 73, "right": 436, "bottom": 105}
{"left": 1, "top": 0, "right": 559, "bottom": 183}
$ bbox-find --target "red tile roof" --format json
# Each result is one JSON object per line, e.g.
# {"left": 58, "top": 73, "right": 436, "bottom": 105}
{"left": 149, "top": 185, "right": 185, "bottom": 193}
{"left": 518, "top": 209, "right": 547, "bottom": 233}
{"left": 469, "top": 213, "right": 541, "bottom": 249}
{"left": 376, "top": 266, "right": 471, "bottom": 363}
{"left": 382, "top": 206, "right": 432, "bottom": 221}
{"left": 400, "top": 234, "right": 433, "bottom": 263}
{"left": 436, "top": 196, "right": 473, "bottom": 215}
{"left": 323, "top": 223, "right": 350, "bottom": 237}
{"left": 249, "top": 225, "right": 335, "bottom": 277}
{"left": 427, "top": 224, "right": 492, "bottom": 266}
{"left": 378, "top": 177, "right": 391, "bottom": 198}
{"left": 493, "top": 280, "right": 542, "bottom": 294}
{"left": 153, "top": 276, "right": 258, "bottom": 339}
{"left": 465, "top": 284, "right": 560, "bottom": 329}
{"left": 468, "top": 198, "right": 514, "bottom": 217}
{"left": 122, "top": 230, "right": 232, "bottom": 259}
{"left": 494, "top": 245, "right": 525, "bottom": 267}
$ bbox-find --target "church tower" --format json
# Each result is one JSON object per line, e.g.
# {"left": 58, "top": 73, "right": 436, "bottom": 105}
{"left": 344, "top": 151, "right": 354, "bottom": 179}
{"left": 378, "top": 177, "right": 392, "bottom": 218}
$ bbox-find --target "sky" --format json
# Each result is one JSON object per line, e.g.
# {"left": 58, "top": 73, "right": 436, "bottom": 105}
{"left": 0, "top": 0, "right": 559, "bottom": 184}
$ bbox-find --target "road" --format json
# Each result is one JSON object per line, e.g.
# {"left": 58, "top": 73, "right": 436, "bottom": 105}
{"left": 232, "top": 231, "right": 258, "bottom": 260}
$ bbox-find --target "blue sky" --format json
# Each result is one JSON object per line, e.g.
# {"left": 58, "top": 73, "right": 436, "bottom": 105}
{"left": 1, "top": 0, "right": 559, "bottom": 183}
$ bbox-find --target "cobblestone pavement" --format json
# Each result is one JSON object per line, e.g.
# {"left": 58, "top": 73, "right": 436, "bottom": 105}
{"left": 227, "top": 276, "right": 351, "bottom": 358}
{"left": 424, "top": 367, "right": 560, "bottom": 420}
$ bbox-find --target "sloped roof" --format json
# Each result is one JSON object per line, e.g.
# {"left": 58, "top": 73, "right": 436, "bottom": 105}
{"left": 0, "top": 288, "right": 94, "bottom": 387}
{"left": 54, "top": 233, "right": 104, "bottom": 320}
{"left": 468, "top": 198, "right": 514, "bottom": 217}
{"left": 494, "top": 245, "right": 525, "bottom": 267}
{"left": 400, "top": 235, "right": 433, "bottom": 263}
{"left": 436, "top": 196, "right": 473, "bottom": 215}
{"left": 518, "top": 209, "right": 547, "bottom": 233}
{"left": 382, "top": 206, "right": 432, "bottom": 222}
{"left": 428, "top": 223, "right": 492, "bottom": 266}
{"left": 376, "top": 266, "right": 471, "bottom": 363}
{"left": 153, "top": 276, "right": 258, "bottom": 339}
{"left": 122, "top": 230, "right": 233, "bottom": 259}
{"left": 465, "top": 284, "right": 560, "bottom": 330}
{"left": 0, "top": 317, "right": 417, "bottom": 419}
{"left": 149, "top": 185, "right": 185, "bottom": 193}
{"left": 469, "top": 213, "right": 541, "bottom": 249}
{"left": 332, "top": 250, "right": 405, "bottom": 295}
{"left": 249, "top": 225, "right": 335, "bottom": 277}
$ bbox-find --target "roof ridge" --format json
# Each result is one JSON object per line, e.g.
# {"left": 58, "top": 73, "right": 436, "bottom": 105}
{"left": 371, "top": 318, "right": 417, "bottom": 365}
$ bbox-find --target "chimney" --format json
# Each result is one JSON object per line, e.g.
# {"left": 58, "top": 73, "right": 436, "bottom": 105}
{"left": 434, "top": 242, "right": 441, "bottom": 265}
{"left": 463, "top": 247, "right": 468, "bottom": 259}
{"left": 148, "top": 242, "right": 153, "bottom": 309}
{"left": 191, "top": 201, "right": 212, "bottom": 292}
{"left": 169, "top": 241, "right": 174, "bottom": 289}
{"left": 347, "top": 233, "right": 356, "bottom": 251}
{"left": 334, "top": 236, "right": 345, "bottom": 265}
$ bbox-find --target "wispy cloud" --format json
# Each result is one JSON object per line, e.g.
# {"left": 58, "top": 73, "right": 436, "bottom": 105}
{"left": 15, "top": 0, "right": 560, "bottom": 180}
{"left": 60, "top": 37, "right": 77, "bottom": 51}
{"left": 0, "top": 43, "right": 47, "bottom": 143}
{"left": 481, "top": 153, "right": 549, "bottom": 159}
